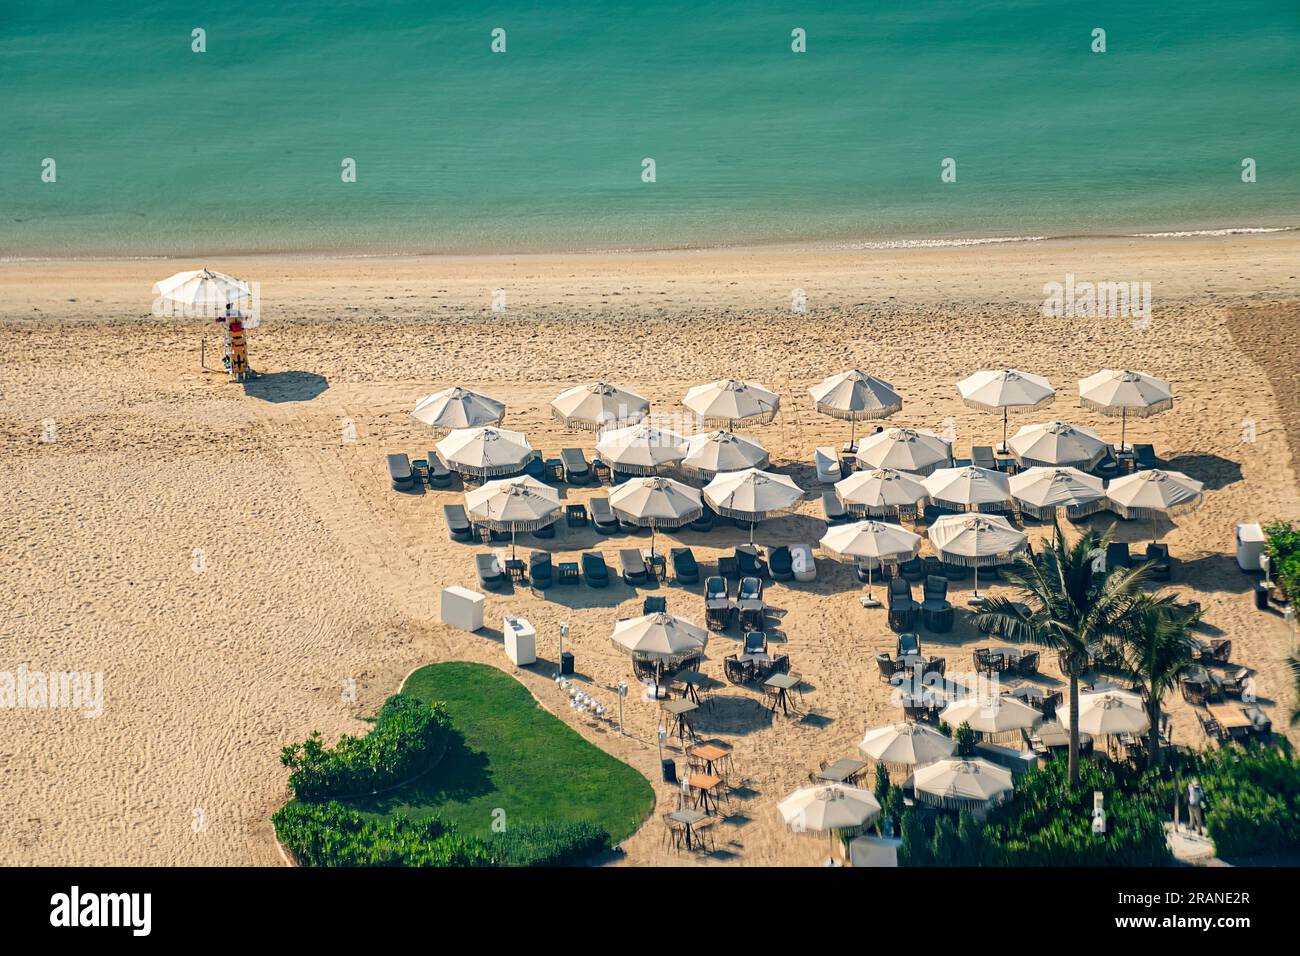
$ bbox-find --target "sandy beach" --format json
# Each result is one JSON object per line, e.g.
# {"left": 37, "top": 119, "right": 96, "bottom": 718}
{"left": 1, "top": 232, "right": 1298, "bottom": 866}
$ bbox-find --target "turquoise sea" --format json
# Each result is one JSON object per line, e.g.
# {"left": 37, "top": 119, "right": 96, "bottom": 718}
{"left": 2, "top": 1, "right": 1297, "bottom": 256}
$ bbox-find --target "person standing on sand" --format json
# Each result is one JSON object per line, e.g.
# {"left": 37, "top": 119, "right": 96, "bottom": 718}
{"left": 1187, "top": 778, "right": 1205, "bottom": 835}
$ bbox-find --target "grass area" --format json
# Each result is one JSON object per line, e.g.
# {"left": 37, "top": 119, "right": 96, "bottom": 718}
{"left": 343, "top": 662, "right": 654, "bottom": 844}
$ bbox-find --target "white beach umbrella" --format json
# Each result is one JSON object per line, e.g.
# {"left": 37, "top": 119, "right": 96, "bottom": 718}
{"left": 910, "top": 758, "right": 1014, "bottom": 812}
{"left": 820, "top": 520, "right": 922, "bottom": 603}
{"left": 923, "top": 466, "right": 1014, "bottom": 513}
{"left": 611, "top": 612, "right": 708, "bottom": 660}
{"left": 680, "top": 430, "right": 769, "bottom": 478}
{"left": 436, "top": 426, "right": 538, "bottom": 478}
{"left": 608, "top": 475, "right": 703, "bottom": 557}
{"left": 1057, "top": 690, "right": 1149, "bottom": 738}
{"left": 808, "top": 369, "right": 903, "bottom": 449}
{"left": 703, "top": 468, "right": 804, "bottom": 543}
{"left": 1078, "top": 369, "right": 1173, "bottom": 451}
{"left": 778, "top": 784, "right": 881, "bottom": 846}
{"left": 835, "top": 468, "right": 929, "bottom": 518}
{"left": 684, "top": 379, "right": 780, "bottom": 428}
{"left": 595, "top": 423, "right": 687, "bottom": 475}
{"left": 1106, "top": 469, "right": 1204, "bottom": 525}
{"left": 1009, "top": 466, "right": 1106, "bottom": 520}
{"left": 928, "top": 513, "right": 1029, "bottom": 601}
{"left": 550, "top": 382, "right": 649, "bottom": 431}
{"left": 859, "top": 721, "right": 956, "bottom": 772}
{"left": 1007, "top": 421, "right": 1108, "bottom": 470}
{"left": 957, "top": 368, "right": 1055, "bottom": 451}
{"left": 939, "top": 695, "right": 1043, "bottom": 736}
{"left": 411, "top": 386, "right": 506, "bottom": 431}
{"left": 854, "top": 427, "right": 953, "bottom": 476}
{"left": 153, "top": 268, "right": 250, "bottom": 311}
{"left": 464, "top": 476, "right": 561, "bottom": 558}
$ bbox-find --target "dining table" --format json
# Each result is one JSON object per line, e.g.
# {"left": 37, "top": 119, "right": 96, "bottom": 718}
{"left": 816, "top": 758, "right": 868, "bottom": 786}
{"left": 669, "top": 808, "right": 708, "bottom": 849}
{"left": 688, "top": 773, "right": 725, "bottom": 815}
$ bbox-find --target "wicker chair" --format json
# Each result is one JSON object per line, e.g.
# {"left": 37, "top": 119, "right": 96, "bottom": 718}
{"left": 875, "top": 653, "right": 896, "bottom": 683}
{"left": 1016, "top": 650, "right": 1041, "bottom": 676}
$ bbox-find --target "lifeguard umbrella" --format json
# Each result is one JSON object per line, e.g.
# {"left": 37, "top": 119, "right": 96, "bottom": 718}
{"left": 1078, "top": 369, "right": 1173, "bottom": 451}
{"left": 550, "top": 383, "right": 649, "bottom": 431}
{"left": 957, "top": 369, "right": 1055, "bottom": 451}
{"left": 684, "top": 379, "right": 780, "bottom": 429}
{"left": 854, "top": 427, "right": 952, "bottom": 476}
{"left": 808, "top": 369, "right": 903, "bottom": 450}
{"left": 703, "top": 468, "right": 804, "bottom": 543}
{"left": 835, "top": 468, "right": 929, "bottom": 519}
{"left": 464, "top": 476, "right": 560, "bottom": 559}
{"left": 436, "top": 426, "right": 538, "bottom": 478}
{"left": 1007, "top": 421, "right": 1108, "bottom": 470}
{"left": 680, "top": 430, "right": 769, "bottom": 478}
{"left": 595, "top": 423, "right": 687, "bottom": 475}
{"left": 608, "top": 475, "right": 702, "bottom": 557}
{"left": 153, "top": 268, "right": 250, "bottom": 311}
{"left": 411, "top": 387, "right": 506, "bottom": 431}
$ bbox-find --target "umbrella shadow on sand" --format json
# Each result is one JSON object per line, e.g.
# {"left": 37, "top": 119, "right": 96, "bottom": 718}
{"left": 243, "top": 371, "right": 329, "bottom": 403}
{"left": 1163, "top": 453, "right": 1243, "bottom": 491}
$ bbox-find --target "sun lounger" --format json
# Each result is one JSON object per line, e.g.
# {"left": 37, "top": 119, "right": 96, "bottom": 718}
{"left": 768, "top": 545, "right": 793, "bottom": 581}
{"left": 1133, "top": 444, "right": 1159, "bottom": 470}
{"left": 387, "top": 453, "right": 414, "bottom": 490}
{"left": 643, "top": 595, "right": 667, "bottom": 615}
{"left": 443, "top": 504, "right": 473, "bottom": 542}
{"left": 619, "top": 548, "right": 648, "bottom": 585}
{"left": 888, "top": 578, "right": 919, "bottom": 631}
{"left": 671, "top": 547, "right": 700, "bottom": 584}
{"left": 705, "top": 576, "right": 732, "bottom": 630}
{"left": 475, "top": 552, "right": 505, "bottom": 590}
{"left": 815, "top": 447, "right": 842, "bottom": 484}
{"left": 921, "top": 574, "right": 953, "bottom": 633}
{"left": 790, "top": 543, "right": 816, "bottom": 582}
{"left": 618, "top": 513, "right": 642, "bottom": 534}
{"left": 581, "top": 551, "right": 609, "bottom": 587}
{"left": 424, "top": 452, "right": 452, "bottom": 488}
{"left": 1106, "top": 541, "right": 1132, "bottom": 570}
{"left": 736, "top": 547, "right": 767, "bottom": 578}
{"left": 531, "top": 519, "right": 557, "bottom": 539}
{"left": 688, "top": 504, "right": 717, "bottom": 533}
{"left": 1145, "top": 542, "right": 1171, "bottom": 580}
{"left": 1091, "top": 446, "right": 1120, "bottom": 479}
{"left": 589, "top": 497, "right": 619, "bottom": 534}
{"left": 821, "top": 488, "right": 850, "bottom": 525}
{"left": 898, "top": 555, "right": 924, "bottom": 582}
{"left": 971, "top": 445, "right": 997, "bottom": 471}
{"left": 528, "top": 551, "right": 552, "bottom": 589}
{"left": 560, "top": 448, "right": 592, "bottom": 484}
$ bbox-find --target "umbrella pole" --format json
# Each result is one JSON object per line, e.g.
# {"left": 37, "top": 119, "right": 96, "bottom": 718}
{"left": 1002, "top": 408, "right": 1008, "bottom": 452}
{"left": 1121, "top": 408, "right": 1127, "bottom": 452}
{"left": 867, "top": 563, "right": 874, "bottom": 602}
{"left": 511, "top": 529, "right": 516, "bottom": 561}
{"left": 972, "top": 564, "right": 981, "bottom": 602}
{"left": 850, "top": 418, "right": 856, "bottom": 453}
{"left": 750, "top": 518, "right": 756, "bottom": 545}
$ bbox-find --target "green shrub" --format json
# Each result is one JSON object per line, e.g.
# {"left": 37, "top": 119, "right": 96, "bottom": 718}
{"left": 873, "top": 763, "right": 892, "bottom": 803}
{"left": 1185, "top": 746, "right": 1300, "bottom": 857}
{"left": 483, "top": 821, "right": 610, "bottom": 867}
{"left": 955, "top": 722, "right": 976, "bottom": 757}
{"left": 280, "top": 695, "right": 450, "bottom": 801}
{"left": 273, "top": 801, "right": 490, "bottom": 867}
{"left": 1264, "top": 520, "right": 1300, "bottom": 600}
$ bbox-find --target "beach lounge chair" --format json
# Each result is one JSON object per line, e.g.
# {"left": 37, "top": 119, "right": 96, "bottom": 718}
{"left": 688, "top": 504, "right": 716, "bottom": 533}
{"left": 1133, "top": 444, "right": 1159, "bottom": 470}
{"left": 425, "top": 451, "right": 452, "bottom": 488}
{"left": 531, "top": 520, "right": 556, "bottom": 539}
{"left": 790, "top": 543, "right": 817, "bottom": 582}
{"left": 921, "top": 575, "right": 953, "bottom": 633}
{"left": 971, "top": 445, "right": 997, "bottom": 471}
{"left": 1105, "top": 541, "right": 1132, "bottom": 570}
{"left": 743, "top": 630, "right": 768, "bottom": 656}
{"left": 736, "top": 547, "right": 767, "bottom": 578}
{"left": 1091, "top": 446, "right": 1121, "bottom": 479}
{"left": 1145, "top": 542, "right": 1171, "bottom": 580}
{"left": 387, "top": 453, "right": 415, "bottom": 490}
{"left": 475, "top": 553, "right": 505, "bottom": 591}
{"left": 443, "top": 504, "right": 473, "bottom": 542}
{"left": 821, "top": 488, "right": 850, "bottom": 525}
{"left": 670, "top": 547, "right": 700, "bottom": 584}
{"left": 898, "top": 555, "right": 924, "bottom": 582}
{"left": 888, "top": 577, "right": 919, "bottom": 631}
{"left": 815, "top": 447, "right": 842, "bottom": 484}
{"left": 618, "top": 513, "right": 642, "bottom": 534}
{"left": 619, "top": 549, "right": 648, "bottom": 586}
{"left": 589, "top": 497, "right": 619, "bottom": 534}
{"left": 737, "top": 576, "right": 765, "bottom": 630}
{"left": 528, "top": 551, "right": 552, "bottom": 589}
{"left": 643, "top": 595, "right": 667, "bottom": 615}
{"left": 560, "top": 448, "right": 592, "bottom": 484}
{"left": 897, "top": 632, "right": 921, "bottom": 657}
{"left": 581, "top": 551, "right": 609, "bottom": 587}
{"left": 1219, "top": 668, "right": 1250, "bottom": 698}
{"left": 705, "top": 576, "right": 732, "bottom": 630}
{"left": 768, "top": 545, "right": 793, "bottom": 581}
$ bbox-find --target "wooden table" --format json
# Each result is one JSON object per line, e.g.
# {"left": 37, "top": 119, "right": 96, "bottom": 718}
{"left": 662, "top": 698, "right": 699, "bottom": 745}
{"left": 817, "top": 758, "right": 868, "bottom": 785}
{"left": 689, "top": 743, "right": 731, "bottom": 776}
{"left": 1207, "top": 702, "right": 1253, "bottom": 736}
{"left": 668, "top": 808, "right": 707, "bottom": 849}
{"left": 688, "top": 772, "right": 725, "bottom": 815}
{"left": 764, "top": 672, "right": 803, "bottom": 716}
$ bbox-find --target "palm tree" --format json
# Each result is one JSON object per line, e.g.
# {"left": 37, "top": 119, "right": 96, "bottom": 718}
{"left": 973, "top": 521, "right": 1151, "bottom": 786}
{"left": 1118, "top": 594, "right": 1200, "bottom": 766}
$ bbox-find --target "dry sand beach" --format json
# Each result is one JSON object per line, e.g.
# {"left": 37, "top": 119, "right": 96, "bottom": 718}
{"left": 1, "top": 233, "right": 1298, "bottom": 866}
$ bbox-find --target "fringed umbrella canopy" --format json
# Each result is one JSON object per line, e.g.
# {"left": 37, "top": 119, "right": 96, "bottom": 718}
{"left": 1006, "top": 420, "right": 1107, "bottom": 470}
{"left": 854, "top": 427, "right": 953, "bottom": 476}
{"left": 835, "top": 467, "right": 929, "bottom": 517}
{"left": 411, "top": 386, "right": 506, "bottom": 431}
{"left": 808, "top": 369, "right": 903, "bottom": 421}
{"left": 957, "top": 368, "right": 1055, "bottom": 449}
{"left": 436, "top": 426, "right": 538, "bottom": 477}
{"left": 820, "top": 520, "right": 921, "bottom": 563}
{"left": 777, "top": 784, "right": 880, "bottom": 835}
{"left": 683, "top": 379, "right": 780, "bottom": 426}
{"left": 939, "top": 695, "right": 1043, "bottom": 735}
{"left": 859, "top": 721, "right": 956, "bottom": 771}
{"left": 1078, "top": 369, "right": 1173, "bottom": 417}
{"left": 1106, "top": 469, "right": 1204, "bottom": 520}
{"left": 595, "top": 423, "right": 686, "bottom": 475}
{"left": 464, "top": 476, "right": 561, "bottom": 531}
{"left": 703, "top": 468, "right": 803, "bottom": 521}
{"left": 608, "top": 475, "right": 703, "bottom": 529}
{"left": 910, "top": 758, "right": 1014, "bottom": 811}
{"left": 550, "top": 382, "right": 649, "bottom": 430}
{"left": 610, "top": 612, "right": 708, "bottom": 659}
{"left": 1057, "top": 690, "right": 1150, "bottom": 737}
{"left": 927, "top": 513, "right": 1028, "bottom": 567}
{"left": 1009, "top": 466, "right": 1106, "bottom": 520}
{"left": 680, "top": 430, "right": 769, "bottom": 478}
{"left": 922, "top": 466, "right": 1014, "bottom": 513}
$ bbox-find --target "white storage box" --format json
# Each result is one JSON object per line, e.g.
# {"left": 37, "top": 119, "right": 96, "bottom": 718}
{"left": 440, "top": 586, "right": 485, "bottom": 632}
{"left": 503, "top": 615, "right": 536, "bottom": 666}
{"left": 849, "top": 834, "right": 901, "bottom": 867}
{"left": 1236, "top": 522, "right": 1266, "bottom": 572}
